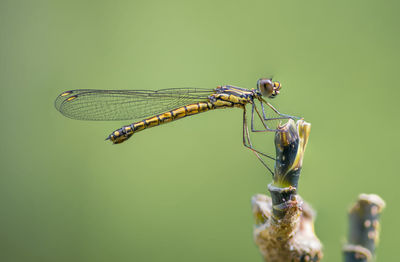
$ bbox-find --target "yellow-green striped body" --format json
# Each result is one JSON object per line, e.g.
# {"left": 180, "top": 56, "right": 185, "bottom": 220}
{"left": 107, "top": 85, "right": 255, "bottom": 144}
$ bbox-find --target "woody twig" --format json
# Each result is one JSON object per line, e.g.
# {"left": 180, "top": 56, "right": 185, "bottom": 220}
{"left": 252, "top": 119, "right": 322, "bottom": 262}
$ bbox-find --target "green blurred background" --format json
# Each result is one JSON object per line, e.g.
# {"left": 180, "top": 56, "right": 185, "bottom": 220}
{"left": 1, "top": 0, "right": 399, "bottom": 261}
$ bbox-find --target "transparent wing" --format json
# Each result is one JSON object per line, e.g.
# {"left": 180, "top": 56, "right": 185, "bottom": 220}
{"left": 54, "top": 88, "right": 214, "bottom": 121}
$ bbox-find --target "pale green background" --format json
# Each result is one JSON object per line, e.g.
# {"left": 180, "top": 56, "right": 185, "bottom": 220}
{"left": 1, "top": 0, "right": 399, "bottom": 261}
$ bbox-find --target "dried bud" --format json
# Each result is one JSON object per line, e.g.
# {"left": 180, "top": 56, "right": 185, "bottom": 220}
{"left": 274, "top": 119, "right": 311, "bottom": 188}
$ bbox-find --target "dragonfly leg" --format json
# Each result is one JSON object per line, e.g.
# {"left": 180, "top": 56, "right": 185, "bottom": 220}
{"left": 242, "top": 108, "right": 275, "bottom": 176}
{"left": 243, "top": 110, "right": 275, "bottom": 160}
{"left": 260, "top": 97, "right": 301, "bottom": 120}
{"left": 251, "top": 102, "right": 281, "bottom": 132}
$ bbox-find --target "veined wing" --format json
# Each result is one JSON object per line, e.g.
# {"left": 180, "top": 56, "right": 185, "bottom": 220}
{"left": 54, "top": 88, "right": 214, "bottom": 121}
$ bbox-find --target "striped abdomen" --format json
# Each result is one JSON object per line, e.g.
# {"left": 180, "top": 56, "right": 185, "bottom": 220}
{"left": 107, "top": 102, "right": 215, "bottom": 144}
{"left": 107, "top": 90, "right": 252, "bottom": 144}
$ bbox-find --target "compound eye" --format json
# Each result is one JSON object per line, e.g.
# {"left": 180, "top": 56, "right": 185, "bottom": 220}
{"left": 257, "top": 78, "right": 272, "bottom": 96}
{"left": 264, "top": 82, "right": 273, "bottom": 94}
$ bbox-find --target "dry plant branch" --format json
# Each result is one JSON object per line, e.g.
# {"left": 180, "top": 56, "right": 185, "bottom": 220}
{"left": 252, "top": 119, "right": 323, "bottom": 262}
{"left": 343, "top": 194, "right": 386, "bottom": 262}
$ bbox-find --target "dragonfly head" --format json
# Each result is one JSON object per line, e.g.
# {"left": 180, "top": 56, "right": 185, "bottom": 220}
{"left": 257, "top": 78, "right": 281, "bottom": 99}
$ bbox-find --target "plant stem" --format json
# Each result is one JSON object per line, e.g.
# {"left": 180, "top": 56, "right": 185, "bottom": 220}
{"left": 252, "top": 119, "right": 322, "bottom": 262}
{"left": 343, "top": 194, "right": 385, "bottom": 262}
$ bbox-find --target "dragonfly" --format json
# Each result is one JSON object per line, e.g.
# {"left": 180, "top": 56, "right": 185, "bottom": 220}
{"left": 55, "top": 78, "right": 297, "bottom": 174}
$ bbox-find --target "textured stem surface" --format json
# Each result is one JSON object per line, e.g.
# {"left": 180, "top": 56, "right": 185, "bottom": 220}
{"left": 252, "top": 119, "right": 322, "bottom": 262}
{"left": 343, "top": 194, "right": 385, "bottom": 262}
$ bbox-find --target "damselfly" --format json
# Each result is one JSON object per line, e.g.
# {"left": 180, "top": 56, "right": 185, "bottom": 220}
{"left": 55, "top": 79, "right": 297, "bottom": 174}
